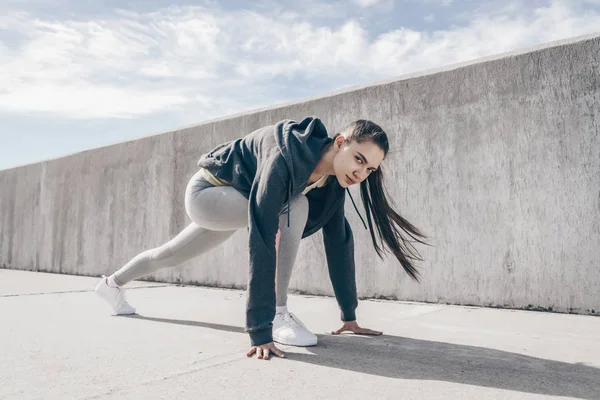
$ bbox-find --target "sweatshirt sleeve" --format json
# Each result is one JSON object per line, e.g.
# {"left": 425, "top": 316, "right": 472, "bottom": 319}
{"left": 245, "top": 157, "right": 290, "bottom": 346}
{"left": 322, "top": 202, "right": 358, "bottom": 322}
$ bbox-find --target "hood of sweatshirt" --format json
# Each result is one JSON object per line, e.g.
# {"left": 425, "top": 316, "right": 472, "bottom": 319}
{"left": 274, "top": 117, "right": 330, "bottom": 193}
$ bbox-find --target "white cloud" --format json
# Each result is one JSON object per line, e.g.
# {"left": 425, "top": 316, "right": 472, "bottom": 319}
{"left": 0, "top": 1, "right": 598, "bottom": 120}
{"left": 351, "top": 0, "right": 384, "bottom": 7}
{"left": 4, "top": 84, "right": 187, "bottom": 118}
{"left": 421, "top": 0, "right": 453, "bottom": 6}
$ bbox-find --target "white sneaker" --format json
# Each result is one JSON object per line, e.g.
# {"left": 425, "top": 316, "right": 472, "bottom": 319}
{"left": 272, "top": 311, "right": 317, "bottom": 347}
{"left": 95, "top": 275, "right": 136, "bottom": 315}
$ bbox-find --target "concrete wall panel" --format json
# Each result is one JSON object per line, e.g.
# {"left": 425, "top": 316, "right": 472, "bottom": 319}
{"left": 1, "top": 34, "right": 599, "bottom": 314}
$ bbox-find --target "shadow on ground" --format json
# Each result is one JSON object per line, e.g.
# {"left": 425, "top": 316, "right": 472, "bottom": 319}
{"left": 125, "top": 314, "right": 600, "bottom": 399}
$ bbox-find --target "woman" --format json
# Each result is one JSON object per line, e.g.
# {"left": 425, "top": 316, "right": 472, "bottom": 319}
{"left": 95, "top": 116, "right": 428, "bottom": 360}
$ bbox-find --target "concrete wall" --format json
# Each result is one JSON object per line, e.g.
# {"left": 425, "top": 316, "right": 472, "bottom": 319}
{"left": 1, "top": 34, "right": 599, "bottom": 315}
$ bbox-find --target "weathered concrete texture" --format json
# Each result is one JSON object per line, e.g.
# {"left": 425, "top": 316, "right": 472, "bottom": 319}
{"left": 1, "top": 34, "right": 599, "bottom": 315}
{"left": 1, "top": 270, "right": 599, "bottom": 400}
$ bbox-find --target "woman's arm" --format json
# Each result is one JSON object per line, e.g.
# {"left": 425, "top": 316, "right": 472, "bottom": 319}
{"left": 245, "top": 155, "right": 290, "bottom": 347}
{"left": 322, "top": 203, "right": 359, "bottom": 322}
{"left": 323, "top": 204, "right": 384, "bottom": 337}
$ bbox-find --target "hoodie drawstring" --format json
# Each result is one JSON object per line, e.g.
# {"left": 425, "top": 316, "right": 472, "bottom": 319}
{"left": 346, "top": 188, "right": 368, "bottom": 230}
{"left": 286, "top": 182, "right": 366, "bottom": 231}
{"left": 287, "top": 182, "right": 291, "bottom": 227}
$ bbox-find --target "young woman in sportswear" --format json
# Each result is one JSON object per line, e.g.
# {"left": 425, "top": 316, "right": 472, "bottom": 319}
{"left": 95, "top": 116, "right": 428, "bottom": 360}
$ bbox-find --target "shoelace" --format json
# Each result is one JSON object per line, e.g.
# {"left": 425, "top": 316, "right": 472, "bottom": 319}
{"left": 283, "top": 312, "right": 306, "bottom": 329}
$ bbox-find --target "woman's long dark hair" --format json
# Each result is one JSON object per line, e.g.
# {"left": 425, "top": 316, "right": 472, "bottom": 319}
{"left": 339, "top": 120, "right": 430, "bottom": 282}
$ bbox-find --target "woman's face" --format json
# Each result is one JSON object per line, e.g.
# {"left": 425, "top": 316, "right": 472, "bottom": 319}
{"left": 332, "top": 137, "right": 385, "bottom": 187}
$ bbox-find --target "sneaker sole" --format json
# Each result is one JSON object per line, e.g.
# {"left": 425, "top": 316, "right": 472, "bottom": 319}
{"left": 94, "top": 285, "right": 136, "bottom": 315}
{"left": 114, "top": 308, "right": 137, "bottom": 315}
{"left": 273, "top": 337, "right": 318, "bottom": 347}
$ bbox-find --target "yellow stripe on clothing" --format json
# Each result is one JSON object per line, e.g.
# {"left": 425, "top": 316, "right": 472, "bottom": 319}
{"left": 200, "top": 168, "right": 230, "bottom": 186}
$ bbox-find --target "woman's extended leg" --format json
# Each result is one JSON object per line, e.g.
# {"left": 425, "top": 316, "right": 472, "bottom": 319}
{"left": 95, "top": 169, "right": 251, "bottom": 314}
{"left": 111, "top": 223, "right": 236, "bottom": 286}
{"left": 111, "top": 170, "right": 250, "bottom": 286}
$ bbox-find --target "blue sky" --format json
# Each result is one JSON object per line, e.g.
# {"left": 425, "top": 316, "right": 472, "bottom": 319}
{"left": 1, "top": 0, "right": 599, "bottom": 170}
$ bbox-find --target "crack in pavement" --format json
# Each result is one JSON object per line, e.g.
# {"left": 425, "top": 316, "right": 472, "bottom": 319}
{"left": 0, "top": 285, "right": 173, "bottom": 298}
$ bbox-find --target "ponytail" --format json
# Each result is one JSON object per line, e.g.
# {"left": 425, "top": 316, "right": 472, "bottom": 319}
{"left": 360, "top": 166, "right": 428, "bottom": 281}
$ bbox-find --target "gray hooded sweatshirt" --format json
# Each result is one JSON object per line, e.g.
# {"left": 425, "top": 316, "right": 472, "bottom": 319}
{"left": 197, "top": 116, "right": 367, "bottom": 346}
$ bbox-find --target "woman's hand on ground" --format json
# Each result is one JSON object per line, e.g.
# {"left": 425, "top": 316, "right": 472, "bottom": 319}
{"left": 246, "top": 342, "right": 286, "bottom": 360}
{"left": 331, "top": 320, "right": 383, "bottom": 336}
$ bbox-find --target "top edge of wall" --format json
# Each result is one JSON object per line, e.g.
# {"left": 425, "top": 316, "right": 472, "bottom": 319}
{"left": 2, "top": 31, "right": 599, "bottom": 173}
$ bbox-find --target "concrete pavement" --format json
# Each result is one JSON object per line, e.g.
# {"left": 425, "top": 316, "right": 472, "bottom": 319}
{"left": 1, "top": 269, "right": 599, "bottom": 399}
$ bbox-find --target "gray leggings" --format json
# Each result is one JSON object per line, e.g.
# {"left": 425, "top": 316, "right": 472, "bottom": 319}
{"left": 112, "top": 169, "right": 308, "bottom": 307}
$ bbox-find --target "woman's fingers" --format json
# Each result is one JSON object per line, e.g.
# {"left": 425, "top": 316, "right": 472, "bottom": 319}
{"left": 247, "top": 343, "right": 286, "bottom": 360}
{"left": 350, "top": 325, "right": 383, "bottom": 335}
{"left": 331, "top": 326, "right": 346, "bottom": 335}
{"left": 331, "top": 322, "right": 383, "bottom": 336}
{"left": 271, "top": 347, "right": 286, "bottom": 358}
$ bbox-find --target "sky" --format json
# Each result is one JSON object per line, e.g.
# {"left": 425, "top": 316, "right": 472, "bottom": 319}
{"left": 1, "top": 0, "right": 599, "bottom": 170}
